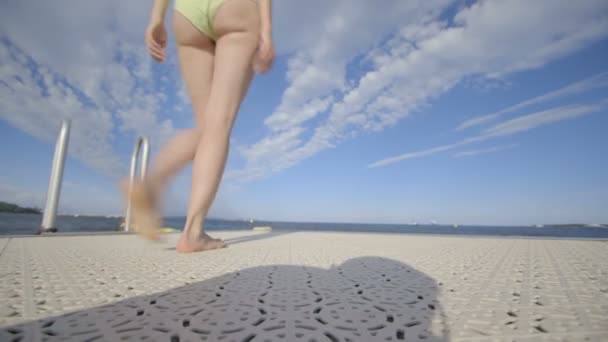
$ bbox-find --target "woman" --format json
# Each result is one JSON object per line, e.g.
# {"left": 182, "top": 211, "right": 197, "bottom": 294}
{"left": 124, "top": 0, "right": 275, "bottom": 253}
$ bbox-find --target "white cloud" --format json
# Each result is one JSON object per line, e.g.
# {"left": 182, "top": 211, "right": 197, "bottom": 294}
{"left": 0, "top": 42, "right": 121, "bottom": 175}
{"left": 0, "top": 0, "right": 185, "bottom": 177}
{"left": 369, "top": 102, "right": 603, "bottom": 167}
{"left": 456, "top": 72, "right": 608, "bottom": 131}
{"left": 483, "top": 104, "right": 600, "bottom": 138}
{"left": 261, "top": 1, "right": 450, "bottom": 131}
{"left": 231, "top": 0, "right": 608, "bottom": 182}
{"left": 368, "top": 139, "right": 472, "bottom": 168}
{"left": 2, "top": 0, "right": 608, "bottom": 219}
{"left": 453, "top": 144, "right": 518, "bottom": 158}
{"left": 264, "top": 96, "right": 334, "bottom": 132}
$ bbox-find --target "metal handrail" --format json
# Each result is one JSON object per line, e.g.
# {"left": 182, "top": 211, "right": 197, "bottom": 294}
{"left": 123, "top": 136, "right": 150, "bottom": 232}
{"left": 40, "top": 119, "right": 71, "bottom": 233}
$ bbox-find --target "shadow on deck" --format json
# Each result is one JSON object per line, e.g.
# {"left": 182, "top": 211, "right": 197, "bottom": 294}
{"left": 0, "top": 256, "right": 448, "bottom": 341}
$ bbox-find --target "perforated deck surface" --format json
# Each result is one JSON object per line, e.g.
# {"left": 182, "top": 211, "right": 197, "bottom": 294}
{"left": 0, "top": 231, "right": 606, "bottom": 341}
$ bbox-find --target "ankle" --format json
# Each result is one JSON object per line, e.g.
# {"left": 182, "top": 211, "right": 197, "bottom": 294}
{"left": 183, "top": 213, "right": 204, "bottom": 236}
{"left": 182, "top": 227, "right": 200, "bottom": 239}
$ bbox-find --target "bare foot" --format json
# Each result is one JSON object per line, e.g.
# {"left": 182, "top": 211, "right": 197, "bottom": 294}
{"left": 120, "top": 178, "right": 161, "bottom": 241}
{"left": 176, "top": 232, "right": 226, "bottom": 253}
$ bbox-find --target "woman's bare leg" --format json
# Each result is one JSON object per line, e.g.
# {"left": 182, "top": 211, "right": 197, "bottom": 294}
{"left": 122, "top": 11, "right": 216, "bottom": 240}
{"left": 177, "top": 0, "right": 259, "bottom": 253}
{"left": 150, "top": 12, "right": 218, "bottom": 189}
{"left": 144, "top": 129, "right": 196, "bottom": 192}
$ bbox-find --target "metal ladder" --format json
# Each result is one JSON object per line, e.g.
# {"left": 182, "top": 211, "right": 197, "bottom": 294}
{"left": 122, "top": 136, "right": 149, "bottom": 232}
{"left": 39, "top": 119, "right": 149, "bottom": 233}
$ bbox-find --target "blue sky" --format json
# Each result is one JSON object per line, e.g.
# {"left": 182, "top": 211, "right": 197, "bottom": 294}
{"left": 1, "top": 0, "right": 607, "bottom": 226}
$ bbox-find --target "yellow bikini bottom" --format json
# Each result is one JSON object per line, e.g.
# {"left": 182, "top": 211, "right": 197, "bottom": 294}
{"left": 175, "top": 0, "right": 225, "bottom": 40}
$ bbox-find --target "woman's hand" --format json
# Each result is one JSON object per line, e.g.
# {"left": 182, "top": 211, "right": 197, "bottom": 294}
{"left": 146, "top": 20, "right": 167, "bottom": 63}
{"left": 254, "top": 34, "right": 275, "bottom": 74}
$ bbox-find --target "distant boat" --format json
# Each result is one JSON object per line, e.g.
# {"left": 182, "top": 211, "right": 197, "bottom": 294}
{"left": 453, "top": 224, "right": 459, "bottom": 228}
{"left": 534, "top": 224, "right": 544, "bottom": 228}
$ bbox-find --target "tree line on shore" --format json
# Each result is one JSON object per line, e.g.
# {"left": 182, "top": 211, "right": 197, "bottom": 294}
{"left": 0, "top": 201, "right": 42, "bottom": 214}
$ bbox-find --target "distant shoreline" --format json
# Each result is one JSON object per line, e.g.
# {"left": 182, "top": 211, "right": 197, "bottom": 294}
{"left": 0, "top": 209, "right": 606, "bottom": 228}
{"left": 0, "top": 201, "right": 42, "bottom": 215}
{"left": 547, "top": 223, "right": 608, "bottom": 228}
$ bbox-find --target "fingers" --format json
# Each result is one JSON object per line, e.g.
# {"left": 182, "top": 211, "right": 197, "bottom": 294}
{"left": 145, "top": 28, "right": 166, "bottom": 62}
{"left": 254, "top": 58, "right": 269, "bottom": 73}
{"left": 146, "top": 37, "right": 166, "bottom": 62}
{"left": 254, "top": 49, "right": 275, "bottom": 74}
{"left": 148, "top": 46, "right": 165, "bottom": 62}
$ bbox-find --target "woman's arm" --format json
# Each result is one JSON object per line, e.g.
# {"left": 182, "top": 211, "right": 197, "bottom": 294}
{"left": 146, "top": 0, "right": 169, "bottom": 63}
{"left": 150, "top": 0, "right": 170, "bottom": 23}
{"left": 257, "top": 0, "right": 272, "bottom": 39}
{"left": 255, "top": 0, "right": 275, "bottom": 73}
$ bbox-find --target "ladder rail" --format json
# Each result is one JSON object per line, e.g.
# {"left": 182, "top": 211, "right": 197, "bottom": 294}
{"left": 38, "top": 118, "right": 149, "bottom": 233}
{"left": 123, "top": 136, "right": 150, "bottom": 232}
{"left": 40, "top": 119, "right": 71, "bottom": 233}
